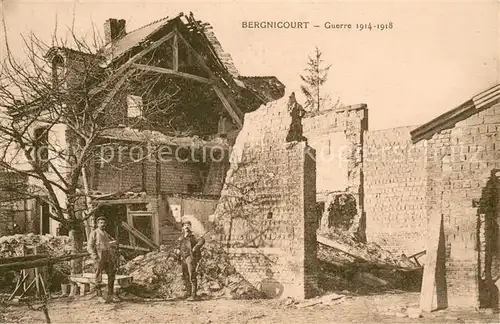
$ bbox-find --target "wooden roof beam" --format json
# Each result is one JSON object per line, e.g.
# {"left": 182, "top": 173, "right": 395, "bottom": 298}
{"left": 176, "top": 31, "right": 244, "bottom": 127}
{"left": 213, "top": 85, "right": 243, "bottom": 127}
{"left": 90, "top": 30, "right": 177, "bottom": 97}
{"left": 132, "top": 63, "right": 212, "bottom": 84}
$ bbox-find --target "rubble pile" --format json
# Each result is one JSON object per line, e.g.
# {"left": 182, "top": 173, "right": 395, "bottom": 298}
{"left": 318, "top": 228, "right": 417, "bottom": 269}
{"left": 120, "top": 241, "right": 265, "bottom": 300}
{"left": 0, "top": 234, "right": 73, "bottom": 258}
{"left": 316, "top": 228, "right": 422, "bottom": 293}
{"left": 0, "top": 234, "right": 74, "bottom": 293}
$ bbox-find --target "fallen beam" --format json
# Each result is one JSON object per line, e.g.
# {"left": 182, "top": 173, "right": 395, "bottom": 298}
{"left": 118, "top": 244, "right": 150, "bottom": 252}
{"left": 317, "top": 235, "right": 367, "bottom": 261}
{"left": 317, "top": 235, "right": 421, "bottom": 272}
{"left": 0, "top": 253, "right": 89, "bottom": 271}
{"left": 213, "top": 85, "right": 243, "bottom": 127}
{"left": 0, "top": 254, "right": 49, "bottom": 265}
{"left": 121, "top": 221, "right": 158, "bottom": 250}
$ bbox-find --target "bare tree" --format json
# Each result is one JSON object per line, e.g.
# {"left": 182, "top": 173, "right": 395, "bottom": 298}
{"left": 0, "top": 18, "right": 187, "bottom": 273}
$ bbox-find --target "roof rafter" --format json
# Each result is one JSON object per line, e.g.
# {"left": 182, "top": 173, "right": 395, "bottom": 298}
{"left": 132, "top": 63, "right": 212, "bottom": 84}
{"left": 89, "top": 29, "right": 177, "bottom": 97}
{"left": 176, "top": 30, "right": 244, "bottom": 127}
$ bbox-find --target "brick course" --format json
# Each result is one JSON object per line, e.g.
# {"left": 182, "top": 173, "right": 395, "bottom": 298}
{"left": 424, "top": 103, "right": 500, "bottom": 308}
{"left": 213, "top": 94, "right": 318, "bottom": 299}
{"left": 363, "top": 126, "right": 428, "bottom": 255}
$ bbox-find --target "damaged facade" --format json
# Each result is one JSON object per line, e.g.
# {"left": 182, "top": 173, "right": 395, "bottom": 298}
{"left": 213, "top": 93, "right": 318, "bottom": 299}
{"left": 1, "top": 13, "right": 285, "bottom": 248}
{"left": 1, "top": 10, "right": 497, "bottom": 309}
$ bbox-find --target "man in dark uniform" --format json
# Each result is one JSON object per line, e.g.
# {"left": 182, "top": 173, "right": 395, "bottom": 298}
{"left": 175, "top": 220, "right": 205, "bottom": 300}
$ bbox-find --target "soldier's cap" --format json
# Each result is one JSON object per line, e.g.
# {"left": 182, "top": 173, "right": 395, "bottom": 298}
{"left": 96, "top": 216, "right": 107, "bottom": 222}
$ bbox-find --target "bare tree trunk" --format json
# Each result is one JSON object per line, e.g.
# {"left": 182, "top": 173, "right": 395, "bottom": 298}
{"left": 81, "top": 167, "right": 93, "bottom": 238}
{"left": 67, "top": 204, "right": 84, "bottom": 274}
{"left": 69, "top": 225, "right": 84, "bottom": 274}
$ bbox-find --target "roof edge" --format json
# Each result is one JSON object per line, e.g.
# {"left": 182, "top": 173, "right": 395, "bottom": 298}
{"left": 410, "top": 84, "right": 500, "bottom": 143}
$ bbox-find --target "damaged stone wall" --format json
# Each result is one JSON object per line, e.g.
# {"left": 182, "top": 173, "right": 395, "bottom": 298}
{"left": 425, "top": 102, "right": 500, "bottom": 309}
{"left": 302, "top": 104, "right": 367, "bottom": 237}
{"left": 363, "top": 126, "right": 428, "bottom": 255}
{"left": 93, "top": 148, "right": 227, "bottom": 196}
{"left": 213, "top": 93, "right": 318, "bottom": 300}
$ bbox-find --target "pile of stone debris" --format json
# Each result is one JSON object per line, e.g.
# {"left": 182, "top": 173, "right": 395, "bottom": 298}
{"left": 0, "top": 234, "right": 73, "bottom": 258}
{"left": 0, "top": 234, "right": 74, "bottom": 292}
{"left": 120, "top": 241, "right": 265, "bottom": 300}
{"left": 316, "top": 229, "right": 422, "bottom": 293}
{"left": 317, "top": 228, "right": 418, "bottom": 269}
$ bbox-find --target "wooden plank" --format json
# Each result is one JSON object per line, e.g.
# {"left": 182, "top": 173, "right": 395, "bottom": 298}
{"left": 96, "top": 198, "right": 150, "bottom": 205}
{"left": 419, "top": 213, "right": 448, "bottom": 312}
{"left": 172, "top": 30, "right": 179, "bottom": 71}
{"left": 95, "top": 69, "right": 135, "bottom": 116}
{"left": 0, "top": 255, "right": 49, "bottom": 265}
{"left": 126, "top": 207, "right": 136, "bottom": 247}
{"left": 317, "top": 235, "right": 368, "bottom": 262}
{"left": 89, "top": 30, "right": 177, "bottom": 96}
{"left": 121, "top": 221, "right": 158, "bottom": 250}
{"left": 213, "top": 85, "right": 243, "bottom": 127}
{"left": 176, "top": 31, "right": 215, "bottom": 78}
{"left": 118, "top": 244, "right": 149, "bottom": 252}
{"left": 128, "top": 211, "right": 153, "bottom": 217}
{"left": 176, "top": 31, "right": 244, "bottom": 128}
{"left": 132, "top": 63, "right": 212, "bottom": 84}
{"left": 0, "top": 253, "right": 89, "bottom": 271}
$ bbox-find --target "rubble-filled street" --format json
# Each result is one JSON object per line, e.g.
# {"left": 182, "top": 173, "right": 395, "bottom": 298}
{"left": 2, "top": 292, "right": 499, "bottom": 324}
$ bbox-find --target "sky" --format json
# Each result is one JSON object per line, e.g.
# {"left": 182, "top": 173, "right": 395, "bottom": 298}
{"left": 0, "top": 0, "right": 498, "bottom": 130}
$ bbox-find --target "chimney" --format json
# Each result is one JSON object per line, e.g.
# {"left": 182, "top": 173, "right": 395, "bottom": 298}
{"left": 104, "top": 18, "right": 126, "bottom": 43}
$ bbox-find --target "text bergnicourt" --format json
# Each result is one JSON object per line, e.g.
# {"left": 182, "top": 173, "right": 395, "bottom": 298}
{"left": 241, "top": 21, "right": 310, "bottom": 29}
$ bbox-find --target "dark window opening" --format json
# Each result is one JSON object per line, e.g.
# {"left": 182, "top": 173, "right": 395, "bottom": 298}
{"left": 34, "top": 127, "right": 49, "bottom": 172}
{"left": 52, "top": 55, "right": 64, "bottom": 88}
{"left": 187, "top": 184, "right": 200, "bottom": 194}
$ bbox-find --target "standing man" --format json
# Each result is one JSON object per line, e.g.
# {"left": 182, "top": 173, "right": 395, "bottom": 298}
{"left": 176, "top": 220, "right": 205, "bottom": 301}
{"left": 87, "top": 216, "right": 118, "bottom": 303}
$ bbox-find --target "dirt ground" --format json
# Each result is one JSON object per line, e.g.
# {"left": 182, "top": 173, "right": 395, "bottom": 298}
{"left": 1, "top": 292, "right": 498, "bottom": 324}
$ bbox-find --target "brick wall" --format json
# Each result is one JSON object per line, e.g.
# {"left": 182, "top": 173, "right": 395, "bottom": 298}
{"left": 302, "top": 105, "right": 367, "bottom": 203}
{"left": 302, "top": 104, "right": 367, "bottom": 238}
{"left": 424, "top": 103, "right": 500, "bottom": 308}
{"left": 0, "top": 171, "right": 29, "bottom": 235}
{"left": 213, "top": 93, "right": 318, "bottom": 300}
{"left": 363, "top": 126, "right": 428, "bottom": 255}
{"left": 93, "top": 146, "right": 225, "bottom": 196}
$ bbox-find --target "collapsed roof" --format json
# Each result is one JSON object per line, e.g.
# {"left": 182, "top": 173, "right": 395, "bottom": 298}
{"left": 97, "top": 12, "right": 285, "bottom": 113}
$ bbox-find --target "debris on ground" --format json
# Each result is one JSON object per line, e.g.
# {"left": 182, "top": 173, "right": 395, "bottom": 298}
{"left": 295, "top": 293, "right": 346, "bottom": 308}
{"left": 0, "top": 234, "right": 72, "bottom": 258}
{"left": 120, "top": 241, "right": 265, "bottom": 300}
{"left": 0, "top": 234, "right": 74, "bottom": 293}
{"left": 317, "top": 228, "right": 418, "bottom": 269}
{"left": 316, "top": 228, "right": 423, "bottom": 294}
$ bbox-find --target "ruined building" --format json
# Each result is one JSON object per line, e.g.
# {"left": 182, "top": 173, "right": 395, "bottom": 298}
{"left": 0, "top": 13, "right": 284, "bottom": 245}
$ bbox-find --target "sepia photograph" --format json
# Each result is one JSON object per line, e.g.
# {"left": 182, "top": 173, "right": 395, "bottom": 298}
{"left": 0, "top": 0, "right": 499, "bottom": 323}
